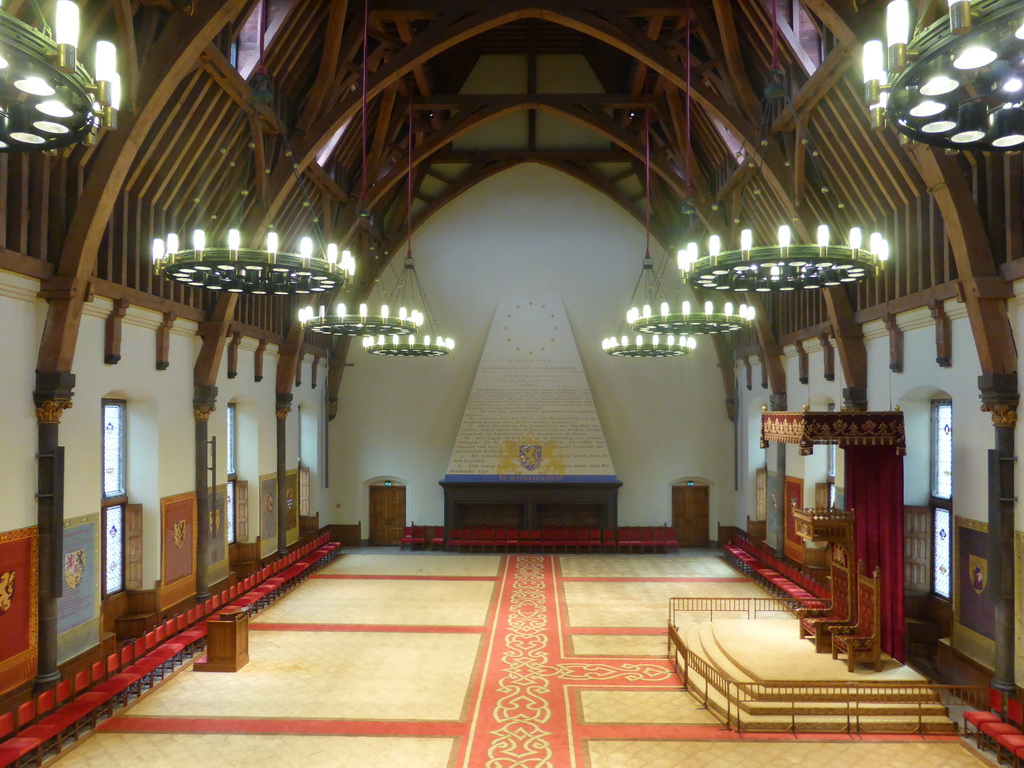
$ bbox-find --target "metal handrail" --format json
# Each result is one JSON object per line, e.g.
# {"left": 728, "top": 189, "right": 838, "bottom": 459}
{"left": 666, "top": 617, "right": 986, "bottom": 734}
{"left": 668, "top": 596, "right": 829, "bottom": 627}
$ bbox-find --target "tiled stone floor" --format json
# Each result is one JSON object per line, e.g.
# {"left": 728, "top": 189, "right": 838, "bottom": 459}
{"left": 48, "top": 549, "right": 996, "bottom": 768}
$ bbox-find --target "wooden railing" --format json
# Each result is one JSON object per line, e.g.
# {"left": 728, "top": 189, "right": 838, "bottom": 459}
{"left": 666, "top": 619, "right": 986, "bottom": 734}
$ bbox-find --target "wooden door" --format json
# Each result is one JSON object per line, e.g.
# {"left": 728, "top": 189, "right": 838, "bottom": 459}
{"left": 672, "top": 484, "right": 709, "bottom": 547}
{"left": 369, "top": 485, "right": 406, "bottom": 546}
{"left": 904, "top": 506, "right": 931, "bottom": 593}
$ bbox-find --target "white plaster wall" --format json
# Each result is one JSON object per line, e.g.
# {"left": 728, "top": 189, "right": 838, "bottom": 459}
{"left": 0, "top": 272, "right": 45, "bottom": 532}
{"left": 330, "top": 164, "right": 735, "bottom": 533}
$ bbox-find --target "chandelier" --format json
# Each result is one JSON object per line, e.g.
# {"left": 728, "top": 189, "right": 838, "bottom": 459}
{"left": 863, "top": 0, "right": 1024, "bottom": 149}
{"left": 601, "top": 101, "right": 697, "bottom": 359}
{"left": 363, "top": 82, "right": 453, "bottom": 358}
{"left": 360, "top": 256, "right": 454, "bottom": 356}
{"left": 152, "top": 229, "right": 354, "bottom": 294}
{"left": 678, "top": 225, "right": 890, "bottom": 292}
{"left": 0, "top": 1, "right": 119, "bottom": 151}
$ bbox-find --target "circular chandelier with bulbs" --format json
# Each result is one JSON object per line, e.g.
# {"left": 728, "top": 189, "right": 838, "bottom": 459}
{"left": 678, "top": 225, "right": 889, "bottom": 292}
{"left": 629, "top": 299, "right": 755, "bottom": 335}
{"left": 363, "top": 332, "right": 455, "bottom": 356}
{"left": 0, "top": 1, "right": 120, "bottom": 151}
{"left": 602, "top": 333, "right": 697, "bottom": 358}
{"left": 152, "top": 229, "right": 354, "bottom": 295}
{"left": 299, "top": 301, "right": 419, "bottom": 336}
{"left": 863, "top": 0, "right": 1024, "bottom": 149}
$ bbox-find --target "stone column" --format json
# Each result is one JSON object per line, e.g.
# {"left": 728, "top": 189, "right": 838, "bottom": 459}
{"left": 33, "top": 372, "right": 75, "bottom": 689}
{"left": 768, "top": 393, "right": 787, "bottom": 552}
{"left": 193, "top": 386, "right": 217, "bottom": 600}
{"left": 275, "top": 394, "right": 292, "bottom": 556}
{"left": 979, "top": 374, "right": 1018, "bottom": 697}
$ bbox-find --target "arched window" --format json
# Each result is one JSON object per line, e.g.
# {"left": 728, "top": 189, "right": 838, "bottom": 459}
{"left": 102, "top": 399, "right": 126, "bottom": 596}
{"left": 930, "top": 399, "right": 952, "bottom": 599}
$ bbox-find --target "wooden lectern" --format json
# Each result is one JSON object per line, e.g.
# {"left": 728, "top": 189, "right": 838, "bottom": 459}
{"left": 195, "top": 608, "right": 249, "bottom": 673}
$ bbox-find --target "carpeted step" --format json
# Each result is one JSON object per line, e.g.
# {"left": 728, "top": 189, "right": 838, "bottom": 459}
{"left": 674, "top": 622, "right": 957, "bottom": 734}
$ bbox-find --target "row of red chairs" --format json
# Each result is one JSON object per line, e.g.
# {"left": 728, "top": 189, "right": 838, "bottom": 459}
{"left": 724, "top": 534, "right": 828, "bottom": 608}
{"left": 400, "top": 525, "right": 444, "bottom": 551}
{"left": 0, "top": 533, "right": 341, "bottom": 768}
{"left": 965, "top": 690, "right": 1024, "bottom": 766}
{"left": 729, "top": 532, "right": 828, "bottom": 597}
{"left": 446, "top": 526, "right": 679, "bottom": 554}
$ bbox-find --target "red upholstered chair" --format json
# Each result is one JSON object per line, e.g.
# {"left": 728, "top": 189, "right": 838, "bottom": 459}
{"left": 587, "top": 528, "right": 601, "bottom": 553}
{"left": 431, "top": 527, "right": 446, "bottom": 551}
{"left": 831, "top": 565, "right": 882, "bottom": 672}
{"left": 602, "top": 530, "right": 617, "bottom": 553}
{"left": 983, "top": 698, "right": 1024, "bottom": 762}
{"left": 0, "top": 709, "right": 43, "bottom": 768}
{"left": 481, "top": 527, "right": 496, "bottom": 552}
{"left": 964, "top": 688, "right": 1006, "bottom": 746}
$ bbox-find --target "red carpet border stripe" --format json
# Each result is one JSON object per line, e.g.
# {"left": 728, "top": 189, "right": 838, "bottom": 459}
{"left": 98, "top": 716, "right": 465, "bottom": 737}
{"left": 559, "top": 576, "right": 750, "bottom": 583}
{"left": 251, "top": 623, "right": 483, "bottom": 633}
{"left": 311, "top": 574, "right": 497, "bottom": 581}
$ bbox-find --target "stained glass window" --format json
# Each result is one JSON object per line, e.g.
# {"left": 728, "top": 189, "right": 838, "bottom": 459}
{"left": 105, "top": 504, "right": 124, "bottom": 595}
{"left": 933, "top": 506, "right": 951, "bottom": 599}
{"left": 932, "top": 400, "right": 952, "bottom": 499}
{"left": 226, "top": 480, "right": 236, "bottom": 546}
{"left": 227, "top": 403, "right": 236, "bottom": 477}
{"left": 102, "top": 401, "right": 125, "bottom": 498}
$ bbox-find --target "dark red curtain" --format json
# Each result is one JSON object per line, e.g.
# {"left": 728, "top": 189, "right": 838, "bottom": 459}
{"left": 846, "top": 444, "right": 905, "bottom": 662}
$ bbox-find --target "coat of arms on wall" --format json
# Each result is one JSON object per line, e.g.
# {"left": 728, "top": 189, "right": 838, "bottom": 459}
{"left": 173, "top": 520, "right": 186, "bottom": 548}
{"left": 63, "top": 550, "right": 85, "bottom": 590}
{"left": 969, "top": 554, "right": 987, "bottom": 594}
{"left": 0, "top": 571, "right": 14, "bottom": 615}
{"left": 496, "top": 434, "right": 566, "bottom": 477}
{"left": 211, "top": 506, "right": 221, "bottom": 536}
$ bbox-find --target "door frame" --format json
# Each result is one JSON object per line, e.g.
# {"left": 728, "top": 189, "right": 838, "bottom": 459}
{"left": 366, "top": 476, "right": 407, "bottom": 546}
{"left": 670, "top": 477, "right": 713, "bottom": 546}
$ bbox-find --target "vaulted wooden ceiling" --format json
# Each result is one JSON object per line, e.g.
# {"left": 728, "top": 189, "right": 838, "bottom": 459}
{"left": 5, "top": 0, "right": 1021, "bottom": 413}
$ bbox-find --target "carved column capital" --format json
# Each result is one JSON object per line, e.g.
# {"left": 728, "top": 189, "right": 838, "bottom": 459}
{"left": 193, "top": 385, "right": 218, "bottom": 422}
{"left": 979, "top": 374, "right": 1019, "bottom": 428}
{"left": 981, "top": 403, "right": 1018, "bottom": 427}
{"left": 193, "top": 404, "right": 216, "bottom": 422}
{"left": 33, "top": 371, "right": 76, "bottom": 425}
{"left": 35, "top": 399, "right": 73, "bottom": 424}
{"left": 275, "top": 392, "right": 293, "bottom": 421}
{"left": 327, "top": 397, "right": 339, "bottom": 420}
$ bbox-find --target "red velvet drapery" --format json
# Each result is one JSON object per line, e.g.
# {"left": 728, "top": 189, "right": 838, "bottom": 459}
{"left": 846, "top": 444, "right": 905, "bottom": 662}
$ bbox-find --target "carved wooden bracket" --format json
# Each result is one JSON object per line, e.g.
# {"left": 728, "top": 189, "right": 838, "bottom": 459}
{"left": 744, "top": 357, "right": 752, "bottom": 391}
{"left": 310, "top": 355, "right": 320, "bottom": 390}
{"left": 883, "top": 313, "right": 903, "bottom": 373}
{"left": 254, "top": 339, "right": 267, "bottom": 382}
{"left": 156, "top": 312, "right": 176, "bottom": 371}
{"left": 758, "top": 351, "right": 768, "bottom": 389}
{"left": 294, "top": 350, "right": 304, "bottom": 389}
{"left": 797, "top": 340, "right": 808, "bottom": 384}
{"left": 104, "top": 298, "right": 129, "bottom": 365}
{"left": 929, "top": 300, "right": 952, "bottom": 367}
{"left": 227, "top": 331, "right": 242, "bottom": 379}
{"left": 819, "top": 333, "right": 835, "bottom": 381}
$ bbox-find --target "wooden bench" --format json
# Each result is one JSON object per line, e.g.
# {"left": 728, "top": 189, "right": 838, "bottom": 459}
{"left": 831, "top": 562, "right": 883, "bottom": 671}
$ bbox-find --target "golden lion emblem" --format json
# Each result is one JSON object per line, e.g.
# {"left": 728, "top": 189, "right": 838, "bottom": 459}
{"left": 0, "top": 570, "right": 14, "bottom": 615}
{"left": 173, "top": 520, "right": 186, "bottom": 548}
